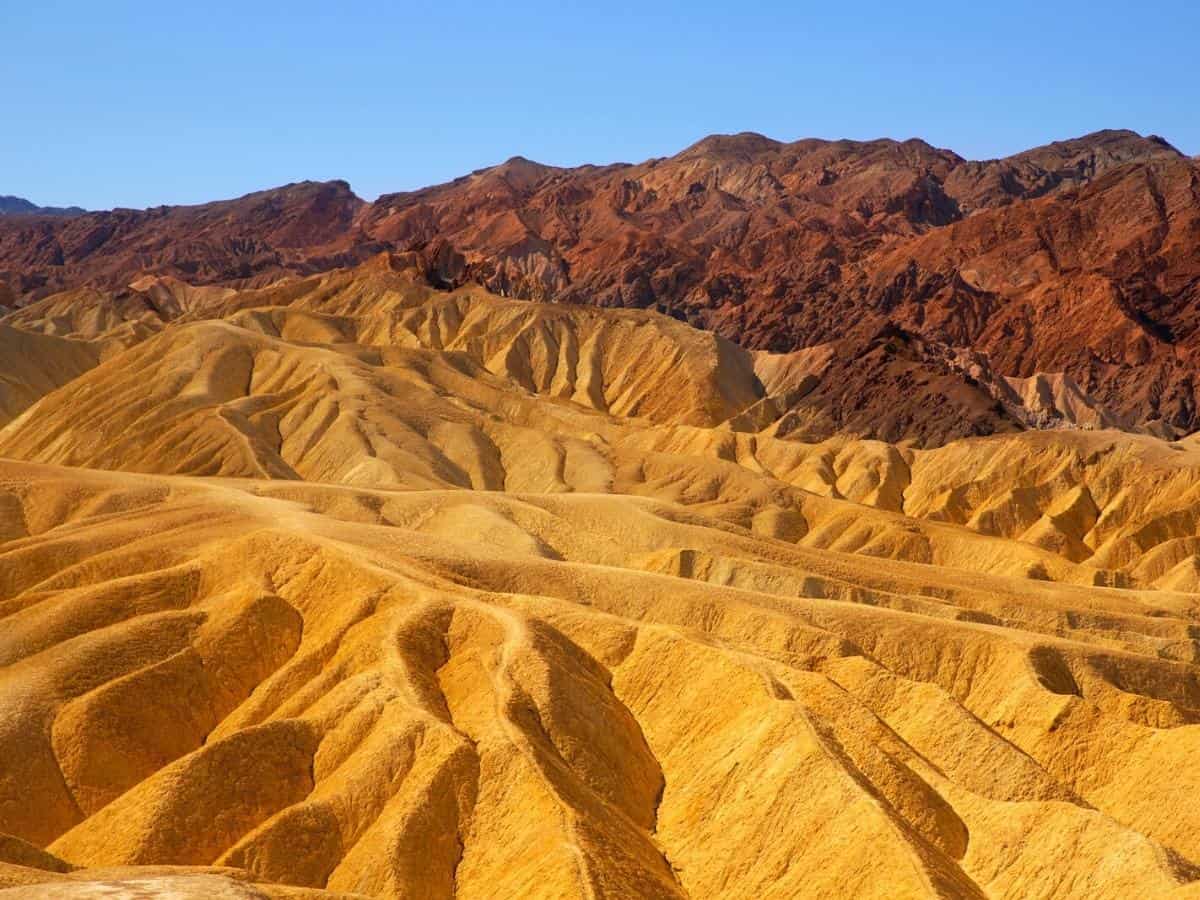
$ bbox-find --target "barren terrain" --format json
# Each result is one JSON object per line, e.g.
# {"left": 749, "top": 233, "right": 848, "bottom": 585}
{"left": 0, "top": 258, "right": 1197, "bottom": 897}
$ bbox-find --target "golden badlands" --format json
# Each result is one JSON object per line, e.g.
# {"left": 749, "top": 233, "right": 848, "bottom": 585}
{"left": 0, "top": 257, "right": 1197, "bottom": 898}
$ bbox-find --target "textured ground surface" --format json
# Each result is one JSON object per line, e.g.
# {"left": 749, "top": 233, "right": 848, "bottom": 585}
{"left": 0, "top": 266, "right": 1198, "bottom": 898}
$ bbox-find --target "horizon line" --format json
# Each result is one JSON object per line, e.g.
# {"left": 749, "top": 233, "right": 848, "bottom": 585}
{"left": 7, "top": 126, "right": 1194, "bottom": 214}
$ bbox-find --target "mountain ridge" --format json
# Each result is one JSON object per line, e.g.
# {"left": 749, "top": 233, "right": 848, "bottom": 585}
{"left": 0, "top": 196, "right": 86, "bottom": 217}
{"left": 1, "top": 128, "right": 1195, "bottom": 440}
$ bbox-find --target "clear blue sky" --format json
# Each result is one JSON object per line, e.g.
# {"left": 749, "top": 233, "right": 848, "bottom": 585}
{"left": 4, "top": 0, "right": 1197, "bottom": 210}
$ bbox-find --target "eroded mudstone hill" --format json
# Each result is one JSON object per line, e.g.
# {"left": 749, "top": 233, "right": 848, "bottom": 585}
{"left": 0, "top": 263, "right": 1198, "bottom": 898}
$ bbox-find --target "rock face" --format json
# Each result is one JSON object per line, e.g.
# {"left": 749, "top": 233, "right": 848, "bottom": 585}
{"left": 0, "top": 264, "right": 1198, "bottom": 898}
{"left": 1, "top": 129, "right": 1196, "bottom": 440}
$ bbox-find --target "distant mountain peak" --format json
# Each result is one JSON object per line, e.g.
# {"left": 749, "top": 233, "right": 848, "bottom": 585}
{"left": 0, "top": 195, "right": 85, "bottom": 217}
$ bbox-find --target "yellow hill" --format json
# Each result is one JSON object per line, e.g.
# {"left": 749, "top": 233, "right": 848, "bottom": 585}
{"left": 0, "top": 259, "right": 1197, "bottom": 898}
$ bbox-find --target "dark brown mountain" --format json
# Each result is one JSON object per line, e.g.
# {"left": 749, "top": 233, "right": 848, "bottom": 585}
{"left": 364, "top": 129, "right": 1200, "bottom": 434}
{"left": 1, "top": 128, "right": 1196, "bottom": 441}
{"left": 856, "top": 154, "right": 1200, "bottom": 430}
{"left": 361, "top": 129, "right": 1182, "bottom": 317}
{"left": 0, "top": 181, "right": 373, "bottom": 298}
{"left": 0, "top": 196, "right": 85, "bottom": 217}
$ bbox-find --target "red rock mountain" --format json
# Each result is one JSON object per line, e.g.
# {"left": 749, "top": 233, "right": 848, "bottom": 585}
{"left": 0, "top": 181, "right": 372, "bottom": 299}
{"left": 3, "top": 128, "right": 1197, "bottom": 440}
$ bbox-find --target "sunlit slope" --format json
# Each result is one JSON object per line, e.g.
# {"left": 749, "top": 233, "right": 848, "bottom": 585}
{"left": 0, "top": 462, "right": 1196, "bottom": 898}
{"left": 0, "top": 262, "right": 1198, "bottom": 898}
{"left": 8, "top": 269, "right": 1200, "bottom": 592}
{"left": 0, "top": 325, "right": 101, "bottom": 426}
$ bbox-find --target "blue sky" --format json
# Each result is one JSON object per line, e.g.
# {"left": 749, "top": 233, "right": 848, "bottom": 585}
{"left": 4, "top": 0, "right": 1197, "bottom": 209}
